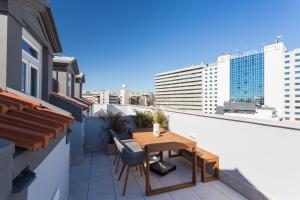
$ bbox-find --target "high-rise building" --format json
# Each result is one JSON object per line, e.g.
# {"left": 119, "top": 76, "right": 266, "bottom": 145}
{"left": 217, "top": 42, "right": 286, "bottom": 119}
{"left": 120, "top": 84, "right": 129, "bottom": 105}
{"left": 155, "top": 65, "right": 203, "bottom": 111}
{"left": 283, "top": 48, "right": 300, "bottom": 121}
{"left": 202, "top": 62, "right": 218, "bottom": 114}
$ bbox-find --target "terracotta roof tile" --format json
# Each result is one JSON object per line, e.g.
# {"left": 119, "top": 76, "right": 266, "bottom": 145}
{"left": 0, "top": 89, "right": 74, "bottom": 151}
{"left": 82, "top": 97, "right": 95, "bottom": 105}
{"left": 51, "top": 93, "right": 89, "bottom": 110}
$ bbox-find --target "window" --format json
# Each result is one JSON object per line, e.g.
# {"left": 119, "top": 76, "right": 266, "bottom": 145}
{"left": 285, "top": 55, "right": 290, "bottom": 58}
{"left": 295, "top": 53, "right": 300, "bottom": 56}
{"left": 296, "top": 94, "right": 300, "bottom": 97}
{"left": 21, "top": 61, "right": 27, "bottom": 92}
{"left": 285, "top": 83, "right": 290, "bottom": 86}
{"left": 296, "top": 59, "right": 300, "bottom": 62}
{"left": 285, "top": 112, "right": 290, "bottom": 115}
{"left": 285, "top": 66, "right": 290, "bottom": 69}
{"left": 285, "top": 78, "right": 290, "bottom": 80}
{"left": 295, "top": 88, "right": 300, "bottom": 91}
{"left": 296, "top": 77, "right": 300, "bottom": 80}
{"left": 21, "top": 29, "right": 41, "bottom": 98}
{"left": 22, "top": 40, "right": 38, "bottom": 59}
{"left": 296, "top": 83, "right": 300, "bottom": 85}
{"left": 285, "top": 89, "right": 290, "bottom": 92}
{"left": 285, "top": 72, "right": 290, "bottom": 75}
{"left": 296, "top": 65, "right": 300, "bottom": 68}
{"left": 30, "top": 68, "right": 38, "bottom": 97}
{"left": 295, "top": 112, "right": 300, "bottom": 115}
{"left": 285, "top": 117, "right": 290, "bottom": 120}
{"left": 296, "top": 71, "right": 300, "bottom": 74}
{"left": 285, "top": 61, "right": 290, "bottom": 64}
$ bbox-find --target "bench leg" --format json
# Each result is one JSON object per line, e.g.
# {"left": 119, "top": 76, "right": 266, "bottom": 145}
{"left": 201, "top": 158, "right": 219, "bottom": 183}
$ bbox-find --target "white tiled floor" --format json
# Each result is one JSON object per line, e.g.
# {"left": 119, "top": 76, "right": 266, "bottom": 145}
{"left": 70, "top": 152, "right": 248, "bottom": 200}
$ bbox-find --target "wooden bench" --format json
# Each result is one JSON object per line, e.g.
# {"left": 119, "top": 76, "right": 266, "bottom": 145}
{"left": 169, "top": 147, "right": 219, "bottom": 183}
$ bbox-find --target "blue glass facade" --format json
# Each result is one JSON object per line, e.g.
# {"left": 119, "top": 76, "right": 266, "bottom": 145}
{"left": 230, "top": 53, "right": 264, "bottom": 105}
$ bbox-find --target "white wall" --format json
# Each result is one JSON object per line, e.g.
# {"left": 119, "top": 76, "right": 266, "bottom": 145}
{"left": 27, "top": 136, "right": 70, "bottom": 200}
{"left": 166, "top": 111, "right": 300, "bottom": 200}
{"left": 217, "top": 54, "right": 231, "bottom": 106}
{"left": 108, "top": 105, "right": 300, "bottom": 199}
{"left": 264, "top": 43, "right": 285, "bottom": 118}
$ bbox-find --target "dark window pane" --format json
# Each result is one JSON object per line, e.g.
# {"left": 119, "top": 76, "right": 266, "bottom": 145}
{"left": 30, "top": 68, "right": 38, "bottom": 97}
{"left": 21, "top": 62, "right": 27, "bottom": 92}
{"left": 22, "top": 40, "right": 38, "bottom": 59}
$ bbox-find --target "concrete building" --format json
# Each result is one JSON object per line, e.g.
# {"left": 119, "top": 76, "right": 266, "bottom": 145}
{"left": 98, "top": 90, "right": 119, "bottom": 104}
{"left": 120, "top": 84, "right": 129, "bottom": 105}
{"left": 51, "top": 56, "right": 91, "bottom": 165}
{"left": 284, "top": 48, "right": 300, "bottom": 121}
{"left": 82, "top": 91, "right": 100, "bottom": 103}
{"left": 217, "top": 42, "right": 286, "bottom": 119}
{"left": 202, "top": 62, "right": 218, "bottom": 114}
{"left": 0, "top": 1, "right": 73, "bottom": 199}
{"left": 155, "top": 65, "right": 203, "bottom": 111}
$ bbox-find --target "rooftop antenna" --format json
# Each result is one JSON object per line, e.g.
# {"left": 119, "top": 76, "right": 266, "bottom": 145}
{"left": 275, "top": 35, "right": 282, "bottom": 43}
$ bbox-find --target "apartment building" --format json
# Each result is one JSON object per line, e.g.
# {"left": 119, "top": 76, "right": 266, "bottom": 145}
{"left": 155, "top": 65, "right": 203, "bottom": 111}
{"left": 284, "top": 49, "right": 300, "bottom": 121}
{"left": 202, "top": 62, "right": 218, "bottom": 114}
{"left": 99, "top": 90, "right": 119, "bottom": 104}
{"left": 217, "top": 42, "right": 286, "bottom": 119}
{"left": 0, "top": 1, "right": 74, "bottom": 199}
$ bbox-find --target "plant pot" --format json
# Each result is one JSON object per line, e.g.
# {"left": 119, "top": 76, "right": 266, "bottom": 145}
{"left": 153, "top": 123, "right": 160, "bottom": 137}
{"left": 106, "top": 143, "right": 117, "bottom": 155}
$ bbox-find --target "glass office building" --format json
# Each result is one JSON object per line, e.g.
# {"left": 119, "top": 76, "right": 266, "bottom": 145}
{"left": 230, "top": 53, "right": 264, "bottom": 105}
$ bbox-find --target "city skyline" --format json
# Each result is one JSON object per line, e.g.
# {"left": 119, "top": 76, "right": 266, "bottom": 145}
{"left": 51, "top": 0, "right": 300, "bottom": 92}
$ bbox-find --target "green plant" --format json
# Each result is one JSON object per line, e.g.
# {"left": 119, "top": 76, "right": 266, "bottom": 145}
{"left": 100, "top": 111, "right": 127, "bottom": 133}
{"left": 133, "top": 109, "right": 153, "bottom": 128}
{"left": 152, "top": 109, "right": 168, "bottom": 129}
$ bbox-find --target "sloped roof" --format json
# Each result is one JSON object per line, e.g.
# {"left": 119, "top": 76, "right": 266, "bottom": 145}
{"left": 53, "top": 56, "right": 80, "bottom": 75}
{"left": 0, "top": 89, "right": 74, "bottom": 151}
{"left": 51, "top": 93, "right": 89, "bottom": 111}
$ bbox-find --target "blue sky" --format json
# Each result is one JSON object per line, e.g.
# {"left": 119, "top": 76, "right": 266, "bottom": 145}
{"left": 51, "top": 0, "right": 300, "bottom": 92}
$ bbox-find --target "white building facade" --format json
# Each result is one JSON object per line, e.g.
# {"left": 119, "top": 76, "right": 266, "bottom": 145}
{"left": 155, "top": 65, "right": 203, "bottom": 111}
{"left": 202, "top": 63, "right": 218, "bottom": 114}
{"left": 284, "top": 48, "right": 300, "bottom": 121}
{"left": 120, "top": 84, "right": 129, "bottom": 105}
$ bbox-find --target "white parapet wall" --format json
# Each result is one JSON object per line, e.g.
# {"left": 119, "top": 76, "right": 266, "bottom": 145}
{"left": 107, "top": 105, "right": 300, "bottom": 200}
{"left": 27, "top": 136, "right": 70, "bottom": 200}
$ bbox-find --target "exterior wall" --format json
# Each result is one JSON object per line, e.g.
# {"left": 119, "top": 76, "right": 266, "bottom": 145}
{"left": 284, "top": 49, "right": 300, "bottom": 121}
{"left": 217, "top": 55, "right": 231, "bottom": 107}
{"left": 69, "top": 121, "right": 85, "bottom": 165}
{"left": 57, "top": 70, "right": 67, "bottom": 96}
{"left": 120, "top": 85, "right": 129, "bottom": 105}
{"left": 155, "top": 65, "right": 203, "bottom": 111}
{"left": 264, "top": 43, "right": 285, "bottom": 118}
{"left": 74, "top": 82, "right": 81, "bottom": 98}
{"left": 107, "top": 105, "right": 300, "bottom": 200}
{"left": 0, "top": 140, "right": 14, "bottom": 200}
{"left": 27, "top": 136, "right": 70, "bottom": 200}
{"left": 0, "top": 14, "right": 8, "bottom": 89}
{"left": 84, "top": 117, "right": 108, "bottom": 151}
{"left": 202, "top": 63, "right": 218, "bottom": 114}
{"left": 6, "top": 14, "right": 22, "bottom": 91}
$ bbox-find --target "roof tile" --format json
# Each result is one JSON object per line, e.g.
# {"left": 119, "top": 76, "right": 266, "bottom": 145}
{"left": 0, "top": 89, "right": 74, "bottom": 151}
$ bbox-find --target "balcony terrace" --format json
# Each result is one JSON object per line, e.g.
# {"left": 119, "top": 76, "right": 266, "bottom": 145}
{"left": 70, "top": 152, "right": 247, "bottom": 200}
{"left": 70, "top": 104, "right": 300, "bottom": 200}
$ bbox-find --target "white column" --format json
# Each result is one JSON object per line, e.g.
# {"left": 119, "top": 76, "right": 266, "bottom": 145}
{"left": 217, "top": 54, "right": 231, "bottom": 106}
{"left": 0, "top": 14, "right": 8, "bottom": 89}
{"left": 264, "top": 43, "right": 285, "bottom": 118}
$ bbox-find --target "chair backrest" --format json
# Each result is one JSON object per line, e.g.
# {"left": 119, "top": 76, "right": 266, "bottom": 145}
{"left": 113, "top": 136, "right": 125, "bottom": 152}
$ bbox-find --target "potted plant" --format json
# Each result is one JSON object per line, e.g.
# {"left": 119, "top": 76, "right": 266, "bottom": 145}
{"left": 152, "top": 109, "right": 168, "bottom": 137}
{"left": 99, "top": 112, "right": 127, "bottom": 155}
{"left": 133, "top": 109, "right": 153, "bottom": 129}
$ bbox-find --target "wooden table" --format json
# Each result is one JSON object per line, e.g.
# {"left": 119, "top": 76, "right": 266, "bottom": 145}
{"left": 132, "top": 131, "right": 197, "bottom": 196}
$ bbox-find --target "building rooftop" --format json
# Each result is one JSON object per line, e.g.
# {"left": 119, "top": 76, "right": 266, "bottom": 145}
{"left": 70, "top": 152, "right": 247, "bottom": 200}
{"left": 0, "top": 89, "right": 73, "bottom": 151}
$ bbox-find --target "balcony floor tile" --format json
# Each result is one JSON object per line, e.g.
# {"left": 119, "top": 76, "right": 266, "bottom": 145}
{"left": 70, "top": 152, "right": 248, "bottom": 200}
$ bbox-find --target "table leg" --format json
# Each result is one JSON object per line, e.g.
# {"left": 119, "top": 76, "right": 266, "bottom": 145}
{"left": 192, "top": 148, "right": 197, "bottom": 184}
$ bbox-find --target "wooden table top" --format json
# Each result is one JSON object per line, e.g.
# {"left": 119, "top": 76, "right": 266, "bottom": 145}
{"left": 132, "top": 131, "right": 196, "bottom": 152}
